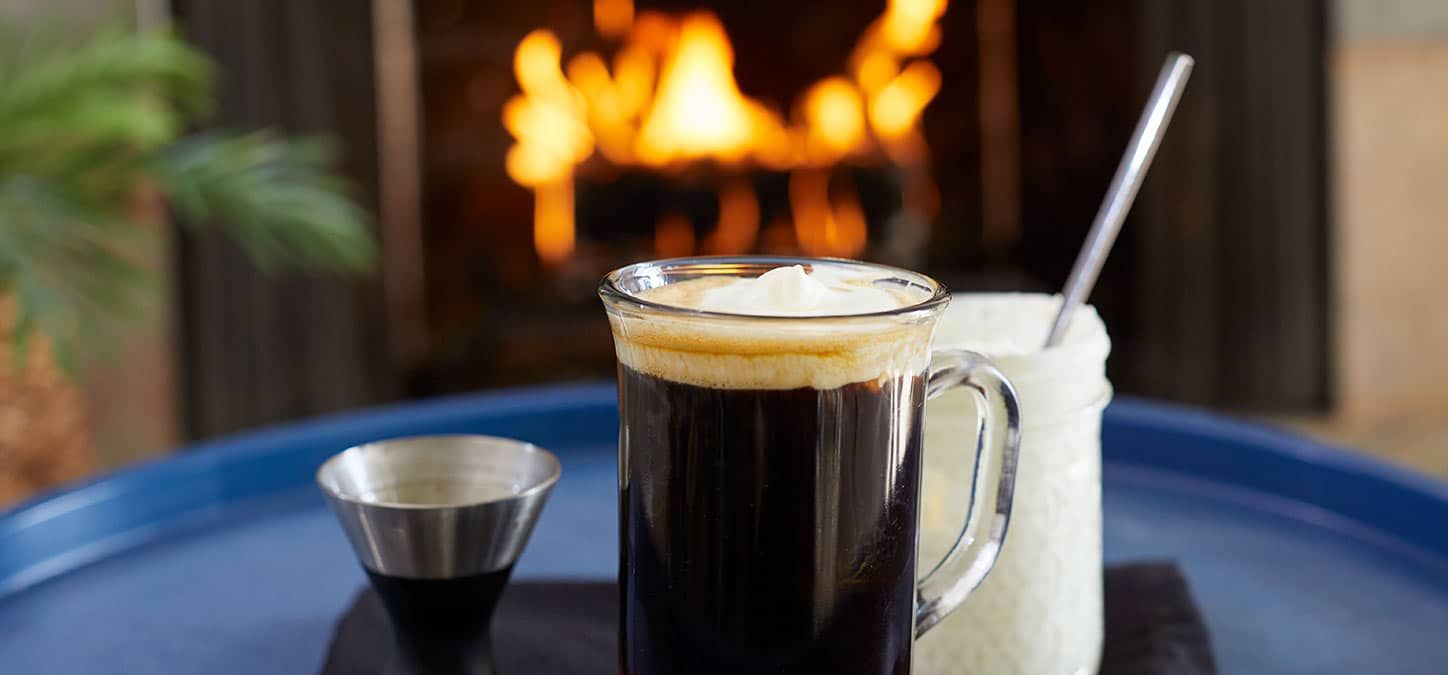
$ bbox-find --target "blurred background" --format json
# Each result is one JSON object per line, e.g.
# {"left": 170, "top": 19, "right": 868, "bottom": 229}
{"left": 1, "top": 0, "right": 1444, "bottom": 505}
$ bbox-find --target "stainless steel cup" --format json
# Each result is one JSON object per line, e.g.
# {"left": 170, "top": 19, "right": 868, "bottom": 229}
{"left": 318, "top": 435, "right": 561, "bottom": 675}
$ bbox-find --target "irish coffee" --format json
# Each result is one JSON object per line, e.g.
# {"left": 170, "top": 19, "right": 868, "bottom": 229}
{"left": 601, "top": 258, "right": 1022, "bottom": 675}
{"left": 619, "top": 367, "right": 923, "bottom": 675}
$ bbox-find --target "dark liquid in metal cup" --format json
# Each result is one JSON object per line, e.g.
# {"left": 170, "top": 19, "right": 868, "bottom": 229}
{"left": 368, "top": 565, "right": 515, "bottom": 675}
{"left": 619, "top": 365, "right": 925, "bottom": 675}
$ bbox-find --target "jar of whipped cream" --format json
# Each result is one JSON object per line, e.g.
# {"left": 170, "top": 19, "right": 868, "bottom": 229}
{"left": 916, "top": 293, "right": 1112, "bottom": 675}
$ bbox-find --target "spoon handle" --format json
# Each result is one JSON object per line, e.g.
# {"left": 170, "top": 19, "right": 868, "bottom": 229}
{"left": 1044, "top": 52, "right": 1194, "bottom": 348}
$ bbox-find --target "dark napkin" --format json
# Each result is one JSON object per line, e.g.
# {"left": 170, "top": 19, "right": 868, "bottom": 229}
{"left": 322, "top": 562, "right": 1214, "bottom": 675}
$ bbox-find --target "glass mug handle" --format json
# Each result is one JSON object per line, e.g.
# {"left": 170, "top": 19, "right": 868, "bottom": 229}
{"left": 915, "top": 349, "right": 1023, "bottom": 637}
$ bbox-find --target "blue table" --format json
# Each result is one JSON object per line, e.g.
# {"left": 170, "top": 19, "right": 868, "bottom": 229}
{"left": 3, "top": 383, "right": 1448, "bottom": 674}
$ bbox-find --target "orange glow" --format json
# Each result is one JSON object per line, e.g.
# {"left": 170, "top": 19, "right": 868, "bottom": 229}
{"left": 760, "top": 217, "right": 798, "bottom": 253}
{"left": 854, "top": 49, "right": 900, "bottom": 95}
{"left": 506, "top": 144, "right": 564, "bottom": 187}
{"left": 566, "top": 52, "right": 613, "bottom": 102}
{"left": 654, "top": 213, "right": 697, "bottom": 257}
{"left": 594, "top": 0, "right": 634, "bottom": 40}
{"left": 504, "top": 30, "right": 593, "bottom": 188}
{"left": 634, "top": 13, "right": 784, "bottom": 167}
{"left": 880, "top": 0, "right": 947, "bottom": 54}
{"left": 703, "top": 180, "right": 760, "bottom": 253}
{"left": 831, "top": 190, "right": 870, "bottom": 258}
{"left": 506, "top": 1, "right": 951, "bottom": 264}
{"left": 869, "top": 61, "right": 942, "bottom": 139}
{"left": 802, "top": 78, "right": 867, "bottom": 162}
{"left": 514, "top": 31, "right": 572, "bottom": 101}
{"left": 534, "top": 180, "right": 575, "bottom": 265}
{"left": 790, "top": 170, "right": 868, "bottom": 258}
{"left": 749, "top": 105, "right": 797, "bottom": 169}
{"left": 613, "top": 46, "right": 656, "bottom": 118}
{"left": 567, "top": 52, "right": 635, "bottom": 163}
{"left": 630, "top": 11, "right": 676, "bottom": 54}
{"left": 502, "top": 96, "right": 593, "bottom": 186}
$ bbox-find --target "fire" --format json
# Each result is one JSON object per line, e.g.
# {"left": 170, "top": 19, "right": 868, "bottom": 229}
{"left": 802, "top": 78, "right": 867, "bottom": 164}
{"left": 791, "top": 170, "right": 869, "bottom": 258}
{"left": 503, "top": 30, "right": 594, "bottom": 263}
{"left": 879, "top": 0, "right": 948, "bottom": 54}
{"left": 653, "top": 212, "right": 696, "bottom": 258}
{"left": 635, "top": 14, "right": 786, "bottom": 167}
{"left": 703, "top": 180, "right": 760, "bottom": 254}
{"left": 594, "top": 0, "right": 634, "bottom": 40}
{"left": 534, "top": 180, "right": 576, "bottom": 264}
{"left": 869, "top": 61, "right": 942, "bottom": 139}
{"left": 504, "top": 0, "right": 948, "bottom": 263}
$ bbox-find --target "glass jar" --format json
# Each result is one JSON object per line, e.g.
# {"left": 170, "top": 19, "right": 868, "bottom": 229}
{"left": 916, "top": 293, "right": 1112, "bottom": 675}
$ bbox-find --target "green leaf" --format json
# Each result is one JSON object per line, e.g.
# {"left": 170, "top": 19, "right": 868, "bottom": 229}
{"left": 0, "top": 176, "right": 158, "bottom": 368}
{"left": 0, "top": 24, "right": 212, "bottom": 118}
{"left": 154, "top": 131, "right": 378, "bottom": 274}
{"left": 0, "top": 24, "right": 212, "bottom": 178}
{"left": 0, "top": 20, "right": 376, "bottom": 372}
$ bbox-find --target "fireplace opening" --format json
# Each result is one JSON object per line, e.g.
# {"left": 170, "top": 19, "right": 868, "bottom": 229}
{"left": 172, "top": 0, "right": 1330, "bottom": 439}
{"left": 412, "top": 0, "right": 988, "bottom": 392}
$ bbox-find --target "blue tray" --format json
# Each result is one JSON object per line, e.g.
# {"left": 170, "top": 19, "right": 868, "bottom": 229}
{"left": 3, "top": 383, "right": 1448, "bottom": 674}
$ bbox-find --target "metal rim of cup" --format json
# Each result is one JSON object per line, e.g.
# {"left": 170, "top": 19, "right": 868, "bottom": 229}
{"left": 315, "top": 434, "right": 562, "bottom": 510}
{"left": 598, "top": 255, "right": 952, "bottom": 321}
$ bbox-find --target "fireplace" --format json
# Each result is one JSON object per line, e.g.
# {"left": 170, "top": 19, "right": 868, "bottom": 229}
{"left": 411, "top": 0, "right": 976, "bottom": 392}
{"left": 171, "top": 0, "right": 1330, "bottom": 439}
{"left": 502, "top": 3, "right": 943, "bottom": 268}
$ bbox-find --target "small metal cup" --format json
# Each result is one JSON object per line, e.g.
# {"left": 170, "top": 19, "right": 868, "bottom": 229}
{"left": 318, "top": 435, "right": 562, "bottom": 675}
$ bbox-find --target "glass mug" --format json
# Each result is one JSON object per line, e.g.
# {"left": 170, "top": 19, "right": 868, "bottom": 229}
{"left": 599, "top": 257, "right": 1023, "bottom": 675}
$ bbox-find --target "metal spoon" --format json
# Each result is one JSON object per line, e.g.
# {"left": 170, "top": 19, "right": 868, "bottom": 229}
{"left": 1044, "top": 52, "right": 1194, "bottom": 348}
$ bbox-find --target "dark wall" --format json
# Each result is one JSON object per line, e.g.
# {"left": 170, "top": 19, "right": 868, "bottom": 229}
{"left": 1003, "top": 0, "right": 1330, "bottom": 410}
{"left": 171, "top": 0, "right": 396, "bottom": 439}
{"left": 1129, "top": 0, "right": 1331, "bottom": 409}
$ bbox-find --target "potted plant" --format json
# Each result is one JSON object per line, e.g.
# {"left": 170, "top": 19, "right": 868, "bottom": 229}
{"left": 0, "top": 25, "right": 376, "bottom": 503}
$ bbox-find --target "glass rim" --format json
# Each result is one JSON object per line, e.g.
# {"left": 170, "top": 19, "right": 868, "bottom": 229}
{"left": 598, "top": 255, "right": 951, "bottom": 321}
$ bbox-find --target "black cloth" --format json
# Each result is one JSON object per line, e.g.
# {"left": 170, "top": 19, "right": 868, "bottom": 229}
{"left": 322, "top": 562, "right": 1215, "bottom": 675}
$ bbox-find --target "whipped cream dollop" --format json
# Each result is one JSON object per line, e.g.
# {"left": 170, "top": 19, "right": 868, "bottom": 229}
{"left": 690, "top": 265, "right": 911, "bottom": 316}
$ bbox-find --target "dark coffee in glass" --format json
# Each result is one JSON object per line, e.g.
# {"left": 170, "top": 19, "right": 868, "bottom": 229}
{"left": 601, "top": 258, "right": 1023, "bottom": 675}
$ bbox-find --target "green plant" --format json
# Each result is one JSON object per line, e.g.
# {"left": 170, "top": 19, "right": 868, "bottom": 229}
{"left": 0, "top": 23, "right": 376, "bottom": 371}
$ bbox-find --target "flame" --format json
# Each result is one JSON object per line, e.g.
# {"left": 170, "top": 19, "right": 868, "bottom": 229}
{"left": 534, "top": 180, "right": 575, "bottom": 264}
{"left": 595, "top": 0, "right": 634, "bottom": 40}
{"left": 880, "top": 0, "right": 947, "bottom": 54}
{"left": 634, "top": 13, "right": 786, "bottom": 167}
{"left": 854, "top": 50, "right": 900, "bottom": 95}
{"left": 630, "top": 11, "right": 677, "bottom": 54}
{"left": 503, "top": 30, "right": 593, "bottom": 188}
{"left": 791, "top": 170, "right": 868, "bottom": 258}
{"left": 869, "top": 61, "right": 941, "bottom": 139}
{"left": 567, "top": 51, "right": 635, "bottom": 163}
{"left": 802, "top": 77, "right": 867, "bottom": 164}
{"left": 613, "top": 47, "right": 656, "bottom": 118}
{"left": 505, "top": 2, "right": 950, "bottom": 263}
{"left": 703, "top": 180, "right": 760, "bottom": 253}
